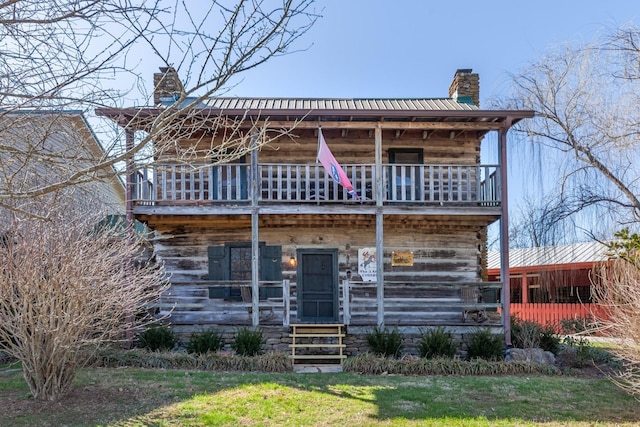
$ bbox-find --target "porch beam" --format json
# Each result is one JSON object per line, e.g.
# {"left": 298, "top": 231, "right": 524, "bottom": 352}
{"left": 133, "top": 204, "right": 502, "bottom": 217}
{"left": 268, "top": 120, "right": 505, "bottom": 131}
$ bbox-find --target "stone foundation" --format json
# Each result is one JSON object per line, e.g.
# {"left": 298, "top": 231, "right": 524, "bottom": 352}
{"left": 172, "top": 324, "right": 502, "bottom": 358}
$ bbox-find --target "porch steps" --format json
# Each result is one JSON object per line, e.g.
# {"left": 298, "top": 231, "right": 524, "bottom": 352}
{"left": 289, "top": 324, "right": 346, "bottom": 370}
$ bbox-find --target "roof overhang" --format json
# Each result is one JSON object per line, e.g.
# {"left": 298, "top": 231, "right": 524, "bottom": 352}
{"left": 95, "top": 106, "right": 534, "bottom": 135}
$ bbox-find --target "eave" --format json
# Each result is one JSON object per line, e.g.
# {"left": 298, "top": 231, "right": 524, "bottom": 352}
{"left": 95, "top": 106, "right": 534, "bottom": 135}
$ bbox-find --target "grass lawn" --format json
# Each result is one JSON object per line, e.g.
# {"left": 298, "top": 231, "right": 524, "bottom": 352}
{"left": 1, "top": 365, "right": 639, "bottom": 426}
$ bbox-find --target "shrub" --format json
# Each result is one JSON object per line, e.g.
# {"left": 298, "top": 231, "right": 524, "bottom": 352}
{"left": 418, "top": 327, "right": 456, "bottom": 359}
{"left": 511, "top": 317, "right": 561, "bottom": 355}
{"left": 138, "top": 326, "right": 177, "bottom": 352}
{"left": 560, "top": 317, "right": 596, "bottom": 335}
{"left": 231, "top": 327, "right": 263, "bottom": 356}
{"left": 561, "top": 336, "right": 619, "bottom": 368}
{"left": 539, "top": 323, "right": 561, "bottom": 355}
{"left": 90, "top": 347, "right": 291, "bottom": 372}
{"left": 466, "top": 328, "right": 503, "bottom": 361}
{"left": 366, "top": 326, "right": 403, "bottom": 358}
{"left": 511, "top": 317, "right": 541, "bottom": 349}
{"left": 343, "top": 353, "right": 558, "bottom": 376}
{"left": 186, "top": 329, "right": 224, "bottom": 354}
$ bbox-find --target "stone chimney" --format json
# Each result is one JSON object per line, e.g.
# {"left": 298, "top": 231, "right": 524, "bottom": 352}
{"left": 153, "top": 67, "right": 184, "bottom": 105}
{"left": 448, "top": 69, "right": 480, "bottom": 107}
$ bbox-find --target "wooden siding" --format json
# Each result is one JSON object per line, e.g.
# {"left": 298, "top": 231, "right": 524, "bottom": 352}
{"left": 152, "top": 222, "right": 499, "bottom": 329}
{"left": 0, "top": 114, "right": 125, "bottom": 213}
{"left": 171, "top": 129, "right": 481, "bottom": 165}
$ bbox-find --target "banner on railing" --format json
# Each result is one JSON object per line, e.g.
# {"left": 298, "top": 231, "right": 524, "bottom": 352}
{"left": 317, "top": 128, "right": 360, "bottom": 200}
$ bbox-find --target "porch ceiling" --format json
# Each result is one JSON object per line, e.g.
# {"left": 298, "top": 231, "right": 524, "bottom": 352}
{"left": 137, "top": 212, "right": 497, "bottom": 231}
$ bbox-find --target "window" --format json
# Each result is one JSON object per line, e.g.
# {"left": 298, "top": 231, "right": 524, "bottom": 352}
{"left": 389, "top": 148, "right": 423, "bottom": 164}
{"left": 208, "top": 242, "right": 282, "bottom": 300}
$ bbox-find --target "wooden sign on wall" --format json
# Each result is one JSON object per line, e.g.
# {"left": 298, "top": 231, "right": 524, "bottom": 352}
{"left": 391, "top": 250, "right": 414, "bottom": 266}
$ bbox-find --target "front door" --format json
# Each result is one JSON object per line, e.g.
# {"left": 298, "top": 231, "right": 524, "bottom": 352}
{"left": 388, "top": 148, "right": 423, "bottom": 201}
{"left": 297, "top": 249, "right": 339, "bottom": 323}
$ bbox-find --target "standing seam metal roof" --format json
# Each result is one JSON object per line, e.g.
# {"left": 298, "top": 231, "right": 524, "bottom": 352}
{"left": 487, "top": 242, "right": 610, "bottom": 270}
{"left": 200, "top": 97, "right": 478, "bottom": 111}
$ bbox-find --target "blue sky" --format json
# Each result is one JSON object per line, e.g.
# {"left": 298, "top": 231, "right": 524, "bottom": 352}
{"left": 219, "top": 1, "right": 639, "bottom": 242}
{"left": 227, "top": 1, "right": 638, "bottom": 104}
{"left": 120, "top": 1, "right": 638, "bottom": 241}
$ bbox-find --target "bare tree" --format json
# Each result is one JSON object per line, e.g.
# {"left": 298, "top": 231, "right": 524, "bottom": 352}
{"left": 502, "top": 23, "right": 640, "bottom": 227}
{"left": 0, "top": 0, "right": 157, "bottom": 108}
{"left": 0, "top": 0, "right": 319, "bottom": 208}
{"left": 509, "top": 193, "right": 581, "bottom": 248}
{"left": 0, "top": 199, "right": 170, "bottom": 401}
{"left": 0, "top": 1, "right": 318, "bottom": 402}
{"left": 592, "top": 230, "right": 640, "bottom": 398}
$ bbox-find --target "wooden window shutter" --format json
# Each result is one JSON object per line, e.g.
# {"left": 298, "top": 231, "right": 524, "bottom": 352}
{"left": 260, "top": 245, "right": 282, "bottom": 281}
{"left": 208, "top": 245, "right": 228, "bottom": 280}
{"left": 208, "top": 245, "right": 230, "bottom": 299}
{"left": 260, "top": 245, "right": 283, "bottom": 298}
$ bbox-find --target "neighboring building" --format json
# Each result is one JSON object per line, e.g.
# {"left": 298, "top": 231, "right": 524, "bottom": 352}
{"left": 487, "top": 242, "right": 610, "bottom": 331}
{"left": 96, "top": 68, "right": 533, "bottom": 359}
{"left": 0, "top": 110, "right": 125, "bottom": 216}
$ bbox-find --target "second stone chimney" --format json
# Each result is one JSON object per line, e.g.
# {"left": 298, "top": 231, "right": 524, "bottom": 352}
{"left": 448, "top": 69, "right": 480, "bottom": 107}
{"left": 153, "top": 67, "right": 184, "bottom": 106}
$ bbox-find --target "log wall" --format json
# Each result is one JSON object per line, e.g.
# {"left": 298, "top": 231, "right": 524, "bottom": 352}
{"left": 173, "top": 128, "right": 481, "bottom": 165}
{"left": 152, "top": 219, "right": 494, "bottom": 336}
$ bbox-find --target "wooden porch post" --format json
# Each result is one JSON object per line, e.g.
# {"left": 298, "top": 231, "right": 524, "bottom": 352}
{"left": 521, "top": 273, "right": 529, "bottom": 305}
{"left": 250, "top": 131, "right": 260, "bottom": 327}
{"left": 283, "top": 279, "right": 290, "bottom": 327}
{"left": 498, "top": 123, "right": 512, "bottom": 347}
{"left": 342, "top": 278, "right": 351, "bottom": 326}
{"left": 375, "top": 126, "right": 384, "bottom": 327}
{"left": 122, "top": 119, "right": 135, "bottom": 348}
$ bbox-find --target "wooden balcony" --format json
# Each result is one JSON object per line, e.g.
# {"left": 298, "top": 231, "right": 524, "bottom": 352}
{"left": 132, "top": 163, "right": 501, "bottom": 209}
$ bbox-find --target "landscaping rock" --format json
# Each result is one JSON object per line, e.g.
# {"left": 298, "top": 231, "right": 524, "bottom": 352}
{"left": 510, "top": 348, "right": 556, "bottom": 365}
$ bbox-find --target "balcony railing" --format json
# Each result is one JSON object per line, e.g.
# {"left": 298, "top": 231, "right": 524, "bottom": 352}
{"left": 132, "top": 163, "right": 501, "bottom": 206}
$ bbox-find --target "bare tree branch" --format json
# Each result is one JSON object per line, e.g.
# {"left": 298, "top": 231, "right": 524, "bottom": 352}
{"left": 500, "top": 23, "right": 640, "bottom": 228}
{"left": 0, "top": 0, "right": 319, "bottom": 205}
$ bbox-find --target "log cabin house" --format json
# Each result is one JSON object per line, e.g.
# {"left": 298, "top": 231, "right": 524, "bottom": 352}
{"left": 96, "top": 68, "right": 533, "bottom": 362}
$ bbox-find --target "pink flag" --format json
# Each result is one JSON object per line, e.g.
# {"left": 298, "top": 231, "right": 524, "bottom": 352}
{"left": 317, "top": 128, "right": 360, "bottom": 200}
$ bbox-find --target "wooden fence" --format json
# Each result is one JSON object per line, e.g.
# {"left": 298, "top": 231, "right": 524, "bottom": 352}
{"left": 509, "top": 303, "right": 607, "bottom": 333}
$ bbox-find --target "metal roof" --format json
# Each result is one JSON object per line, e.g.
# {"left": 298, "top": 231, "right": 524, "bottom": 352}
{"left": 487, "top": 242, "right": 610, "bottom": 270}
{"left": 96, "top": 95, "right": 534, "bottom": 130}
{"left": 198, "top": 97, "right": 479, "bottom": 112}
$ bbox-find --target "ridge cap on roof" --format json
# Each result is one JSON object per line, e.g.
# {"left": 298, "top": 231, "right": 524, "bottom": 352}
{"left": 209, "top": 96, "right": 456, "bottom": 101}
